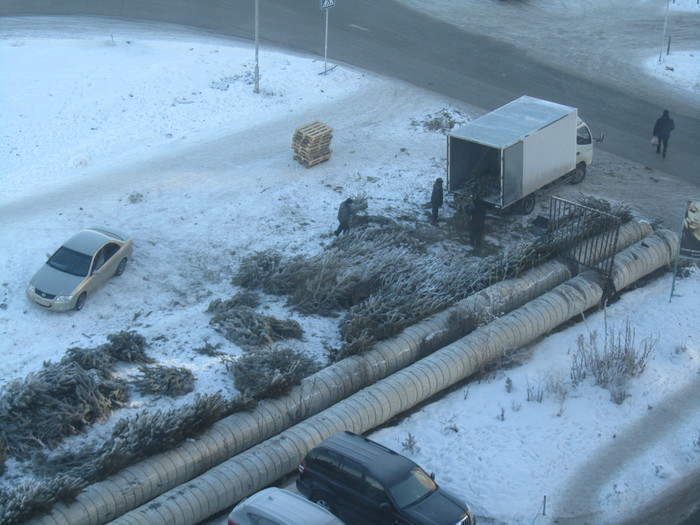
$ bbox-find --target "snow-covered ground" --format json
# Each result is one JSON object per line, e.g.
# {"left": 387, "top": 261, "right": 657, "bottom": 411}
{"left": 371, "top": 277, "right": 700, "bottom": 524}
{"left": 1, "top": 2, "right": 699, "bottom": 524}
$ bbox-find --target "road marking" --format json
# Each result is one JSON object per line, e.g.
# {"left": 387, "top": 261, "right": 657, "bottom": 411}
{"left": 348, "top": 24, "right": 369, "bottom": 32}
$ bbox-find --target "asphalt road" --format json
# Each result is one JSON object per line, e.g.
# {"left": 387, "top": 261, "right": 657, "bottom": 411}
{"left": 2, "top": 0, "right": 699, "bottom": 192}
{"left": 2, "top": 2, "right": 699, "bottom": 524}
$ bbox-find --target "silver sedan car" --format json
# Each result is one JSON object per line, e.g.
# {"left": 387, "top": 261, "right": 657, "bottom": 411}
{"left": 27, "top": 226, "right": 133, "bottom": 311}
{"left": 228, "top": 487, "right": 345, "bottom": 525}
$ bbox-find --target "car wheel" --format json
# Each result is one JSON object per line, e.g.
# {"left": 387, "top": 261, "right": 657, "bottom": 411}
{"left": 311, "top": 494, "right": 336, "bottom": 514}
{"left": 115, "top": 258, "right": 127, "bottom": 276}
{"left": 570, "top": 163, "right": 586, "bottom": 184}
{"left": 75, "top": 292, "right": 87, "bottom": 311}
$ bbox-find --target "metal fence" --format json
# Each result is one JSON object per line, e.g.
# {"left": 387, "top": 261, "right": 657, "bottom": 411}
{"left": 546, "top": 196, "right": 621, "bottom": 280}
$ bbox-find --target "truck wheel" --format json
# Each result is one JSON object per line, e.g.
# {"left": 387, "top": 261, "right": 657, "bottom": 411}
{"left": 518, "top": 194, "right": 536, "bottom": 215}
{"left": 570, "top": 163, "right": 586, "bottom": 184}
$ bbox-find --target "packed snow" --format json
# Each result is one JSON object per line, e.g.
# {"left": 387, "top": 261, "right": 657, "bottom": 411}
{"left": 1, "top": 3, "right": 699, "bottom": 524}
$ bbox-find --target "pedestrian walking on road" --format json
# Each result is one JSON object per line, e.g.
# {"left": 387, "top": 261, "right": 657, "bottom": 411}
{"left": 431, "top": 177, "right": 444, "bottom": 225}
{"left": 334, "top": 197, "right": 353, "bottom": 236}
{"left": 653, "top": 109, "right": 675, "bottom": 158}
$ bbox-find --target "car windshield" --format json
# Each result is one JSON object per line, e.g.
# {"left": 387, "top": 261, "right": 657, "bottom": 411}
{"left": 47, "top": 246, "right": 92, "bottom": 277}
{"left": 387, "top": 466, "right": 437, "bottom": 509}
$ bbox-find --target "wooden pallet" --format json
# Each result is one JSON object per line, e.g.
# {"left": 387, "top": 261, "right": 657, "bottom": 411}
{"left": 294, "top": 120, "right": 332, "bottom": 138}
{"left": 294, "top": 152, "right": 332, "bottom": 168}
{"left": 292, "top": 121, "right": 333, "bottom": 168}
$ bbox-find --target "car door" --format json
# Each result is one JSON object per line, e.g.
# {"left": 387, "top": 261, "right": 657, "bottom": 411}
{"left": 359, "top": 473, "right": 406, "bottom": 525}
{"left": 99, "top": 242, "right": 122, "bottom": 276}
{"left": 315, "top": 454, "right": 366, "bottom": 523}
{"left": 86, "top": 244, "right": 115, "bottom": 292}
{"left": 331, "top": 461, "right": 390, "bottom": 525}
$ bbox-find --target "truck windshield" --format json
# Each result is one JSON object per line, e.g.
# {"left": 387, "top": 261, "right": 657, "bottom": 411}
{"left": 386, "top": 466, "right": 437, "bottom": 508}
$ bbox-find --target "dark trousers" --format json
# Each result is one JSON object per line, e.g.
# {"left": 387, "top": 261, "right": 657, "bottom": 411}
{"left": 470, "top": 226, "right": 483, "bottom": 247}
{"left": 470, "top": 209, "right": 486, "bottom": 247}
{"left": 656, "top": 137, "right": 669, "bottom": 157}
{"left": 470, "top": 217, "right": 485, "bottom": 247}
{"left": 334, "top": 221, "right": 349, "bottom": 236}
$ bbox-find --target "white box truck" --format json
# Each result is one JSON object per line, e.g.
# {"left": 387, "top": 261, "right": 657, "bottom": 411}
{"left": 447, "top": 96, "right": 601, "bottom": 214}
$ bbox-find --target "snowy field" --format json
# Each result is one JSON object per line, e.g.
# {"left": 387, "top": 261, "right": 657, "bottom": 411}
{"left": 1, "top": 3, "right": 700, "bottom": 524}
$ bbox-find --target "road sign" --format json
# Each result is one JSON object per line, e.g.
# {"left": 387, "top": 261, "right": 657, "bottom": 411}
{"left": 321, "top": 0, "right": 335, "bottom": 9}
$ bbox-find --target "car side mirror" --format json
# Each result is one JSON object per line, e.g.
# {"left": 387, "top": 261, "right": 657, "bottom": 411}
{"left": 430, "top": 472, "right": 435, "bottom": 480}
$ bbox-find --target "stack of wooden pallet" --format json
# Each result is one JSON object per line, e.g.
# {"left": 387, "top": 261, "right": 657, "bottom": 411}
{"left": 292, "top": 121, "right": 333, "bottom": 168}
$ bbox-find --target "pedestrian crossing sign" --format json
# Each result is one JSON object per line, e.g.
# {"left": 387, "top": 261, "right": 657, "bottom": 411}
{"left": 321, "top": 0, "right": 335, "bottom": 9}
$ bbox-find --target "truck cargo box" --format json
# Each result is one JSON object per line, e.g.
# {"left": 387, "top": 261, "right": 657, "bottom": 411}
{"left": 447, "top": 96, "right": 578, "bottom": 209}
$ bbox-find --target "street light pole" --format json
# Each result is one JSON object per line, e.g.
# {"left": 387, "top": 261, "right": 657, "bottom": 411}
{"left": 324, "top": 7, "right": 329, "bottom": 74}
{"left": 254, "top": 0, "right": 260, "bottom": 93}
{"left": 659, "top": 0, "right": 670, "bottom": 62}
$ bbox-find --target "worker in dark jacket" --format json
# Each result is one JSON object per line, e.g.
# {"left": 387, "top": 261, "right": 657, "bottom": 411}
{"left": 653, "top": 110, "right": 675, "bottom": 158}
{"left": 466, "top": 199, "right": 487, "bottom": 248}
{"left": 431, "top": 177, "right": 444, "bottom": 225}
{"left": 334, "top": 197, "right": 353, "bottom": 236}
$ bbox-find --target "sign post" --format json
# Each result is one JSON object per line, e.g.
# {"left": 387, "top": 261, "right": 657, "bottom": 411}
{"left": 320, "top": 0, "right": 335, "bottom": 74}
{"left": 254, "top": 0, "right": 260, "bottom": 93}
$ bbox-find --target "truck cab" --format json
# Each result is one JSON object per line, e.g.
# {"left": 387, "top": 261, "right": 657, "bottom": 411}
{"left": 574, "top": 119, "right": 594, "bottom": 183}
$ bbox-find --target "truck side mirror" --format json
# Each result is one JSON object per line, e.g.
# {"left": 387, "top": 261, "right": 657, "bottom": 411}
{"left": 595, "top": 131, "right": 605, "bottom": 143}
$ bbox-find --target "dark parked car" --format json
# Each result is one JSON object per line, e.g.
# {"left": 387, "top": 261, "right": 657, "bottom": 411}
{"left": 296, "top": 431, "right": 476, "bottom": 525}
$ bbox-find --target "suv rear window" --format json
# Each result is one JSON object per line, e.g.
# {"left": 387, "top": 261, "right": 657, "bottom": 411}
{"left": 307, "top": 449, "right": 341, "bottom": 477}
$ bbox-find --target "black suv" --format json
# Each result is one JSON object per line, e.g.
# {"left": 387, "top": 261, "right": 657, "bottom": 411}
{"left": 296, "top": 431, "right": 476, "bottom": 525}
